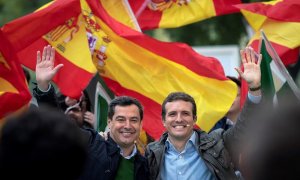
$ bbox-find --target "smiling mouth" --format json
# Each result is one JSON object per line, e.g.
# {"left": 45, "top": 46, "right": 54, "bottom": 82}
{"left": 172, "top": 125, "right": 189, "bottom": 129}
{"left": 120, "top": 131, "right": 135, "bottom": 135}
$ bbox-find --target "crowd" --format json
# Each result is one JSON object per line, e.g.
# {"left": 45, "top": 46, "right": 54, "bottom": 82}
{"left": 0, "top": 45, "right": 299, "bottom": 180}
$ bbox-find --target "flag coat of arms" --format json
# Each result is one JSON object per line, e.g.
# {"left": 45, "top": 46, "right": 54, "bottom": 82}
{"left": 130, "top": 0, "right": 241, "bottom": 30}
{"left": 82, "top": 0, "right": 237, "bottom": 139}
{"left": 2, "top": 0, "right": 237, "bottom": 138}
{"left": 1, "top": 0, "right": 96, "bottom": 99}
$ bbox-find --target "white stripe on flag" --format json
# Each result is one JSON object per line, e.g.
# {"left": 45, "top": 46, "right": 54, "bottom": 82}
{"left": 270, "top": 61, "right": 286, "bottom": 92}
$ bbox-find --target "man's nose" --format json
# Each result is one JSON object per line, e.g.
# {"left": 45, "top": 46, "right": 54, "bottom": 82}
{"left": 175, "top": 114, "right": 183, "bottom": 122}
{"left": 124, "top": 119, "right": 131, "bottom": 128}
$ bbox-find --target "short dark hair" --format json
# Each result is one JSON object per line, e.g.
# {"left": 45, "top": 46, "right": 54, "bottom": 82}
{"left": 108, "top": 96, "right": 144, "bottom": 120}
{"left": 0, "top": 108, "right": 87, "bottom": 180}
{"left": 161, "top": 92, "right": 197, "bottom": 121}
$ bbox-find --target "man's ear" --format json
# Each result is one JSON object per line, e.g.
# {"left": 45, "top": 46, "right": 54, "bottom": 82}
{"left": 162, "top": 119, "right": 166, "bottom": 127}
{"left": 139, "top": 121, "right": 143, "bottom": 131}
{"left": 107, "top": 118, "right": 112, "bottom": 128}
{"left": 193, "top": 116, "right": 197, "bottom": 123}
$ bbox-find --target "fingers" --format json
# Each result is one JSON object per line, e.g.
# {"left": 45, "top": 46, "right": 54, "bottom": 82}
{"left": 250, "top": 47, "right": 256, "bottom": 63}
{"left": 99, "top": 132, "right": 104, "bottom": 137}
{"left": 52, "top": 64, "right": 64, "bottom": 74}
{"left": 42, "top": 46, "right": 47, "bottom": 62}
{"left": 241, "top": 46, "right": 261, "bottom": 64}
{"left": 84, "top": 112, "right": 95, "bottom": 122}
{"left": 246, "top": 47, "right": 251, "bottom": 63}
{"left": 84, "top": 112, "right": 95, "bottom": 128}
{"left": 240, "top": 49, "right": 246, "bottom": 65}
{"left": 83, "top": 117, "right": 92, "bottom": 123}
{"left": 257, "top": 54, "right": 262, "bottom": 66}
{"left": 235, "top": 67, "right": 245, "bottom": 80}
{"left": 40, "top": 45, "right": 54, "bottom": 62}
{"left": 45, "top": 45, "right": 51, "bottom": 61}
{"left": 50, "top": 46, "right": 55, "bottom": 62}
{"left": 37, "top": 51, "right": 41, "bottom": 64}
{"left": 99, "top": 131, "right": 108, "bottom": 140}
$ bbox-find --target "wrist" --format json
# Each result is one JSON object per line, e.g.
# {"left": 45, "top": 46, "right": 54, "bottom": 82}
{"left": 37, "top": 82, "right": 50, "bottom": 92}
{"left": 249, "top": 85, "right": 261, "bottom": 91}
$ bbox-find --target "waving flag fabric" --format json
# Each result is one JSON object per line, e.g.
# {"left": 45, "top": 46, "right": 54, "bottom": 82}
{"left": 1, "top": 0, "right": 96, "bottom": 98}
{"left": 240, "top": 30, "right": 300, "bottom": 108}
{"left": 82, "top": 0, "right": 237, "bottom": 139}
{"left": 0, "top": 30, "right": 31, "bottom": 121}
{"left": 236, "top": 0, "right": 300, "bottom": 65}
{"left": 259, "top": 31, "right": 300, "bottom": 104}
{"left": 102, "top": 0, "right": 140, "bottom": 31}
{"left": 1, "top": 0, "right": 237, "bottom": 138}
{"left": 1, "top": 0, "right": 143, "bottom": 99}
{"left": 129, "top": 0, "right": 241, "bottom": 30}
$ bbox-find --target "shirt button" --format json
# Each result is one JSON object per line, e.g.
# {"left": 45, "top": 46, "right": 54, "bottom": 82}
{"left": 178, "top": 171, "right": 182, "bottom": 175}
{"left": 179, "top": 155, "right": 182, "bottom": 159}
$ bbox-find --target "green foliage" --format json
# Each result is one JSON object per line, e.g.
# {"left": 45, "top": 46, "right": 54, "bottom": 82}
{"left": 144, "top": 0, "right": 271, "bottom": 47}
{"left": 146, "top": 13, "right": 247, "bottom": 46}
{"left": 0, "top": 0, "right": 268, "bottom": 45}
{"left": 0, "top": 0, "right": 51, "bottom": 26}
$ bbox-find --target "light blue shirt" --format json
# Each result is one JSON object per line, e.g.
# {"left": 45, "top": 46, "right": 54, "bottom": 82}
{"left": 248, "top": 92, "right": 261, "bottom": 104}
{"left": 161, "top": 132, "right": 215, "bottom": 180}
{"left": 119, "top": 145, "right": 137, "bottom": 159}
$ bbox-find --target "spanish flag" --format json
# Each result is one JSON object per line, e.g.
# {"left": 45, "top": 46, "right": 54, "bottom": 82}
{"left": 0, "top": 30, "right": 31, "bottom": 121}
{"left": 129, "top": 0, "right": 241, "bottom": 30}
{"left": 1, "top": 0, "right": 96, "bottom": 99}
{"left": 236, "top": 0, "right": 300, "bottom": 65}
{"left": 82, "top": 0, "right": 237, "bottom": 139}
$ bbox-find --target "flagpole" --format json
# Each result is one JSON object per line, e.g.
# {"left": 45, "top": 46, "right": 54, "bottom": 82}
{"left": 123, "top": 0, "right": 142, "bottom": 32}
{"left": 260, "top": 30, "right": 300, "bottom": 100}
{"left": 135, "top": 0, "right": 151, "bottom": 18}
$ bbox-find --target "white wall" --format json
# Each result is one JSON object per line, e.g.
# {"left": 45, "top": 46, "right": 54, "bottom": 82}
{"left": 193, "top": 45, "right": 240, "bottom": 78}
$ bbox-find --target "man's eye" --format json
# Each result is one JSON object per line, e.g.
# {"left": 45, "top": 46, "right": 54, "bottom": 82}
{"left": 131, "top": 119, "right": 138, "bottom": 123}
{"left": 183, "top": 112, "right": 190, "bottom": 116}
{"left": 168, "top": 113, "right": 176, "bottom": 117}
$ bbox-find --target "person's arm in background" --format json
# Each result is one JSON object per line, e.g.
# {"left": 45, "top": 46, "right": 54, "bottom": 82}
{"left": 83, "top": 111, "right": 95, "bottom": 128}
{"left": 223, "top": 46, "right": 262, "bottom": 162}
{"left": 33, "top": 45, "right": 64, "bottom": 109}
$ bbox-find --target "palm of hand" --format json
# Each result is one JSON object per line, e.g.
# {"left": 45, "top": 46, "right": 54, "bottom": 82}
{"left": 242, "top": 62, "right": 261, "bottom": 84}
{"left": 36, "top": 60, "right": 56, "bottom": 82}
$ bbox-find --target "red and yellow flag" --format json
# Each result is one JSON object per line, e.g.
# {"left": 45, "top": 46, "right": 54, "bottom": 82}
{"left": 1, "top": 0, "right": 96, "bottom": 98}
{"left": 129, "top": 0, "right": 241, "bottom": 30}
{"left": 236, "top": 0, "right": 300, "bottom": 65}
{"left": 0, "top": 30, "right": 31, "bottom": 121}
{"left": 82, "top": 0, "right": 237, "bottom": 139}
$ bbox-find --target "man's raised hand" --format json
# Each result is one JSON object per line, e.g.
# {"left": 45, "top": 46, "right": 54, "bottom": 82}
{"left": 36, "top": 45, "right": 63, "bottom": 91}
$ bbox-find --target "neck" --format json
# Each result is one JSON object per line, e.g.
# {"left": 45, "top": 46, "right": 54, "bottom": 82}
{"left": 109, "top": 134, "right": 135, "bottom": 157}
{"left": 121, "top": 144, "right": 135, "bottom": 157}
{"left": 168, "top": 132, "right": 193, "bottom": 152}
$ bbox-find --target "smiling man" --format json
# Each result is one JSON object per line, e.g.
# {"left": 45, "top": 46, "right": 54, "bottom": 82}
{"left": 107, "top": 97, "right": 143, "bottom": 158}
{"left": 33, "top": 45, "right": 149, "bottom": 180}
{"left": 145, "top": 47, "right": 263, "bottom": 180}
{"left": 80, "top": 96, "right": 149, "bottom": 180}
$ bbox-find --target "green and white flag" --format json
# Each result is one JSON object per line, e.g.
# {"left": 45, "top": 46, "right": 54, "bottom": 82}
{"left": 85, "top": 74, "right": 114, "bottom": 132}
{"left": 94, "top": 75, "right": 114, "bottom": 132}
{"left": 259, "top": 31, "right": 300, "bottom": 105}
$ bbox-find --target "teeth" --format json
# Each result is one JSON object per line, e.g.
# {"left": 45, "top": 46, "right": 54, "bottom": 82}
{"left": 121, "top": 132, "right": 132, "bottom": 135}
{"left": 174, "top": 125, "right": 185, "bottom": 129}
